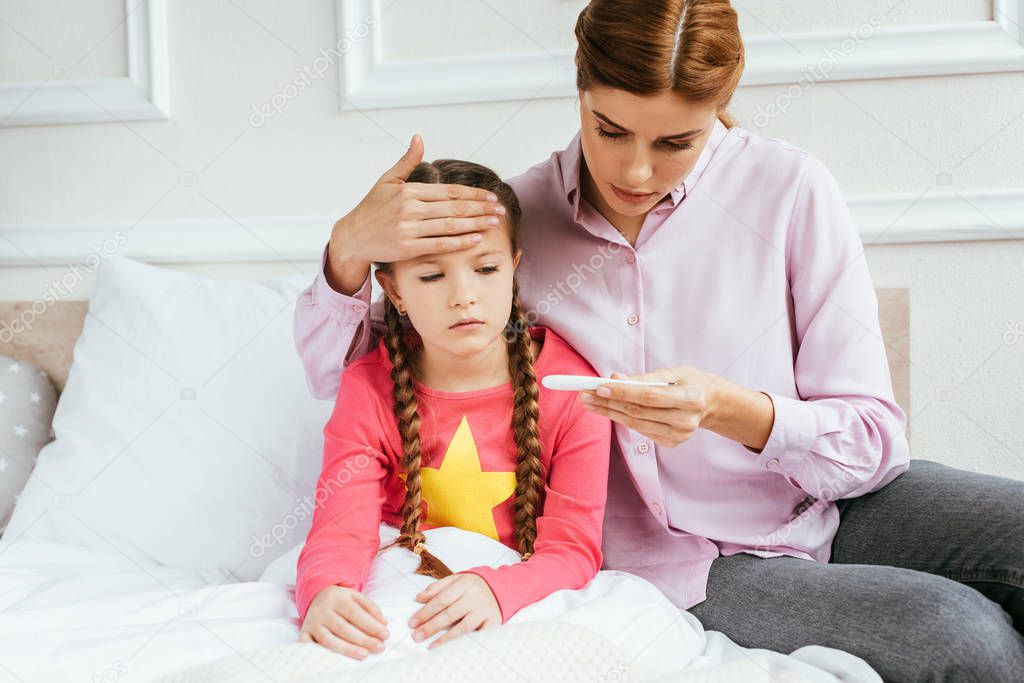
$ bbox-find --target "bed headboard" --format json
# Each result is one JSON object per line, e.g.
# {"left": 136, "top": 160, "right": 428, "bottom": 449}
{"left": 0, "top": 301, "right": 88, "bottom": 393}
{"left": 0, "top": 290, "right": 911, "bottom": 424}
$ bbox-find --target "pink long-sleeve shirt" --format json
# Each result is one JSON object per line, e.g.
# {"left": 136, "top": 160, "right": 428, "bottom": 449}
{"left": 293, "top": 119, "right": 911, "bottom": 610}
{"left": 295, "top": 326, "right": 611, "bottom": 624}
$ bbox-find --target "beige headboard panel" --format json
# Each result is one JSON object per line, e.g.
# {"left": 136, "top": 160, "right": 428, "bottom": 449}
{"left": 0, "top": 290, "right": 910, "bottom": 422}
{"left": 0, "top": 301, "right": 88, "bottom": 393}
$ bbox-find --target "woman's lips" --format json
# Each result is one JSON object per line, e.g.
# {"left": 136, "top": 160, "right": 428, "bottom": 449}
{"left": 611, "top": 184, "right": 656, "bottom": 204}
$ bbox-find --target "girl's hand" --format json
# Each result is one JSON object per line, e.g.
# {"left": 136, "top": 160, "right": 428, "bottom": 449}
{"left": 580, "top": 367, "right": 718, "bottom": 448}
{"left": 408, "top": 573, "right": 501, "bottom": 649}
{"left": 329, "top": 134, "right": 505, "bottom": 269}
{"left": 298, "top": 585, "right": 389, "bottom": 660}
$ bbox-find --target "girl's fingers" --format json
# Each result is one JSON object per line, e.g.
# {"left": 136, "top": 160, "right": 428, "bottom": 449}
{"left": 414, "top": 598, "right": 471, "bottom": 641}
{"left": 350, "top": 591, "right": 388, "bottom": 628}
{"left": 416, "top": 574, "right": 457, "bottom": 603}
{"left": 298, "top": 630, "right": 314, "bottom": 643}
{"left": 313, "top": 625, "right": 369, "bottom": 660}
{"left": 429, "top": 613, "right": 484, "bottom": 649}
{"left": 344, "top": 608, "right": 388, "bottom": 642}
{"left": 327, "top": 614, "right": 386, "bottom": 653}
{"left": 411, "top": 577, "right": 468, "bottom": 626}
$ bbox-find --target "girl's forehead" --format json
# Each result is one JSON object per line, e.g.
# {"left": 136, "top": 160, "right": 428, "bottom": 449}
{"left": 406, "top": 233, "right": 514, "bottom": 269}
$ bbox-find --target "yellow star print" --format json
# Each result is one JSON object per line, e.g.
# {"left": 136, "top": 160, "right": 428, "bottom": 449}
{"left": 419, "top": 415, "right": 517, "bottom": 540}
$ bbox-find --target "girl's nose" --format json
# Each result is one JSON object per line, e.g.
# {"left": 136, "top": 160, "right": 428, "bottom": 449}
{"left": 448, "top": 277, "right": 477, "bottom": 307}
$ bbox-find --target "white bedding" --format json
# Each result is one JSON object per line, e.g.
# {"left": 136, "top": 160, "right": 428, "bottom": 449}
{"left": 0, "top": 260, "right": 881, "bottom": 681}
{"left": 0, "top": 524, "right": 880, "bottom": 682}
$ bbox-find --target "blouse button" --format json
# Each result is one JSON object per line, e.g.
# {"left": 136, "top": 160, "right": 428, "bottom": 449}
{"left": 627, "top": 313, "right": 639, "bottom": 326}
{"left": 354, "top": 304, "right": 367, "bottom": 313}
{"left": 651, "top": 502, "right": 663, "bottom": 516}
{"left": 766, "top": 458, "right": 780, "bottom": 469}
{"left": 637, "top": 441, "right": 650, "bottom": 454}
{"left": 626, "top": 252, "right": 636, "bottom": 264}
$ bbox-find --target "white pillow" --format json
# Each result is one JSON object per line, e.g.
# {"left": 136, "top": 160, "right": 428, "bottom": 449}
{"left": 2, "top": 256, "right": 332, "bottom": 580}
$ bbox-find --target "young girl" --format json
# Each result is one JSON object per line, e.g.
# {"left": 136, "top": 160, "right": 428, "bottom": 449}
{"left": 295, "top": 159, "right": 612, "bottom": 660}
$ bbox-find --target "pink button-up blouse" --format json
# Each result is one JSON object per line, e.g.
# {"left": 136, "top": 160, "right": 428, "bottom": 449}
{"left": 292, "top": 118, "right": 911, "bottom": 609}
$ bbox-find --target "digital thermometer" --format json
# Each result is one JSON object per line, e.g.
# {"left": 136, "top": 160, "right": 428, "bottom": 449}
{"left": 541, "top": 374, "right": 677, "bottom": 391}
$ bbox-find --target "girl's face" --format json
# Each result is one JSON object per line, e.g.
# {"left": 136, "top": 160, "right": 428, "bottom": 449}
{"left": 376, "top": 221, "right": 521, "bottom": 359}
{"left": 578, "top": 86, "right": 719, "bottom": 218}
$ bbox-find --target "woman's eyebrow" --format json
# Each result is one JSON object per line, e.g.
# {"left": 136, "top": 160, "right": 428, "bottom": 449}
{"left": 592, "top": 110, "right": 704, "bottom": 140}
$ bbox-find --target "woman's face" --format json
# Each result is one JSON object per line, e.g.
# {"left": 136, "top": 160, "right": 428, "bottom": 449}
{"left": 376, "top": 221, "right": 521, "bottom": 360}
{"left": 578, "top": 86, "right": 719, "bottom": 218}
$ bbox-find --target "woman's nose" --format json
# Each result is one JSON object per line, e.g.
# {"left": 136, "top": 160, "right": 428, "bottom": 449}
{"left": 624, "top": 144, "right": 653, "bottom": 186}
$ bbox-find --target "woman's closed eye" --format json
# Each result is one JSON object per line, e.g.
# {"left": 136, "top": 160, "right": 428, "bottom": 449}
{"left": 594, "top": 126, "right": 693, "bottom": 152}
{"left": 418, "top": 266, "right": 499, "bottom": 283}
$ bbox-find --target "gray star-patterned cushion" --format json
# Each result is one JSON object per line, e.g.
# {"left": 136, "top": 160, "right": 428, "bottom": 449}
{"left": 0, "top": 356, "right": 57, "bottom": 537}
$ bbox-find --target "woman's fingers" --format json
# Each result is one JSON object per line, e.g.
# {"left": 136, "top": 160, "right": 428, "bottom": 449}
{"left": 415, "top": 234, "right": 487, "bottom": 257}
{"left": 379, "top": 134, "right": 425, "bottom": 184}
{"left": 582, "top": 394, "right": 679, "bottom": 422}
{"left": 587, "top": 383, "right": 683, "bottom": 408}
{"left": 584, "top": 402, "right": 684, "bottom": 445}
{"left": 412, "top": 214, "right": 501, "bottom": 239}
{"left": 312, "top": 625, "right": 370, "bottom": 660}
{"left": 412, "top": 198, "right": 505, "bottom": 223}
{"left": 406, "top": 183, "right": 500, "bottom": 204}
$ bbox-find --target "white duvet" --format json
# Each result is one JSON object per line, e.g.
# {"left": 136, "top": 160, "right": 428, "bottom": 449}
{"left": 0, "top": 524, "right": 880, "bottom": 682}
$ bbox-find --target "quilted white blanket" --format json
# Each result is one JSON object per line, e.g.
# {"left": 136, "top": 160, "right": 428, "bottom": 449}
{"left": 0, "top": 525, "right": 880, "bottom": 682}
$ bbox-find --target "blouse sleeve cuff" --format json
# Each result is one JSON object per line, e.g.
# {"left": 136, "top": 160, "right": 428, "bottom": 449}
{"left": 313, "top": 242, "right": 373, "bottom": 323}
{"left": 744, "top": 391, "right": 817, "bottom": 481}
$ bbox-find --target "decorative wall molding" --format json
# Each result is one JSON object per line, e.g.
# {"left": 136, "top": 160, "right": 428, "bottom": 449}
{"left": 0, "top": 0, "right": 169, "bottom": 127}
{"left": 849, "top": 189, "right": 1024, "bottom": 245}
{"left": 2, "top": 190, "right": 1022, "bottom": 266}
{"left": 336, "top": 0, "right": 1024, "bottom": 110}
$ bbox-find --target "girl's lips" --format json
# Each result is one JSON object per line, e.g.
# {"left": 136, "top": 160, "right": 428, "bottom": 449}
{"left": 611, "top": 184, "right": 656, "bottom": 204}
{"left": 450, "top": 321, "right": 484, "bottom": 330}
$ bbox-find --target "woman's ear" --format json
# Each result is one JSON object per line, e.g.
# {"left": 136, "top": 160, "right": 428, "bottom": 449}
{"left": 375, "top": 269, "right": 404, "bottom": 312}
{"left": 512, "top": 249, "right": 523, "bottom": 271}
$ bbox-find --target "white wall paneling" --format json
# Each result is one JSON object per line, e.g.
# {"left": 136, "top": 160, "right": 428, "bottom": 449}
{"left": 2, "top": 190, "right": 1022, "bottom": 266}
{"left": 336, "top": 0, "right": 1024, "bottom": 110}
{"left": 0, "top": 0, "right": 169, "bottom": 127}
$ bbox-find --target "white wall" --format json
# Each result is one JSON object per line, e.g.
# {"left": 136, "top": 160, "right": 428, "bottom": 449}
{"left": 1, "top": 0, "right": 1022, "bottom": 478}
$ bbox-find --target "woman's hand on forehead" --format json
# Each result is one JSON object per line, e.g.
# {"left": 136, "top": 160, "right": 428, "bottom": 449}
{"left": 331, "top": 134, "right": 507, "bottom": 267}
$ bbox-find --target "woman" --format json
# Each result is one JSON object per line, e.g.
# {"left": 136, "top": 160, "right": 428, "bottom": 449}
{"left": 294, "top": 1, "right": 1024, "bottom": 679}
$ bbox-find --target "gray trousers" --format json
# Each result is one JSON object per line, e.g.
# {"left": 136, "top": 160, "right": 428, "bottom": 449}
{"left": 687, "top": 460, "right": 1024, "bottom": 682}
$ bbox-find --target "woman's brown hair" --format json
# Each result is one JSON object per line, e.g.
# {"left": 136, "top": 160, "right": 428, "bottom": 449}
{"left": 574, "top": 0, "right": 745, "bottom": 127}
{"left": 374, "top": 160, "right": 545, "bottom": 578}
